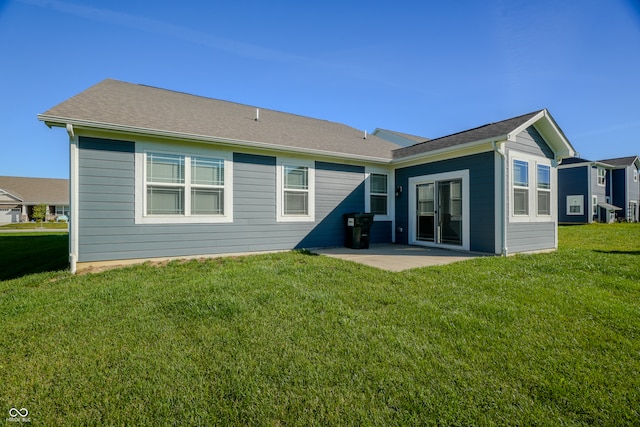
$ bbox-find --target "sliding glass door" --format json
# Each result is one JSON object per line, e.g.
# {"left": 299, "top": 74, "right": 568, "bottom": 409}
{"left": 414, "top": 179, "right": 463, "bottom": 247}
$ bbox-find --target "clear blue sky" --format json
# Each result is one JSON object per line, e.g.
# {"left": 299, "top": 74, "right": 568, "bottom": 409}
{"left": 1, "top": 0, "right": 639, "bottom": 179}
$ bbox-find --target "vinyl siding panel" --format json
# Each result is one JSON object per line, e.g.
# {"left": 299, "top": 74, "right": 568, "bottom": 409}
{"left": 394, "top": 151, "right": 495, "bottom": 253}
{"left": 506, "top": 222, "right": 555, "bottom": 253}
{"left": 511, "top": 126, "right": 554, "bottom": 159}
{"left": 76, "top": 137, "right": 379, "bottom": 262}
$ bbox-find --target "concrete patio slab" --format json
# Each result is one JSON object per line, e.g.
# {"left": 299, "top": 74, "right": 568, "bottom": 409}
{"left": 312, "top": 244, "right": 485, "bottom": 272}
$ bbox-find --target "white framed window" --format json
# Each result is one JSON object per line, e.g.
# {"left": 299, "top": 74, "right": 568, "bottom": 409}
{"left": 597, "top": 167, "right": 606, "bottom": 186}
{"left": 509, "top": 152, "right": 554, "bottom": 222}
{"left": 55, "top": 205, "right": 70, "bottom": 216}
{"left": 537, "top": 164, "right": 551, "bottom": 216}
{"left": 135, "top": 142, "right": 233, "bottom": 224}
{"left": 634, "top": 169, "right": 638, "bottom": 183}
{"left": 567, "top": 195, "right": 583, "bottom": 215}
{"left": 276, "top": 158, "right": 315, "bottom": 222}
{"left": 592, "top": 195, "right": 598, "bottom": 216}
{"left": 364, "top": 168, "right": 393, "bottom": 220}
{"left": 369, "top": 174, "right": 388, "bottom": 215}
{"left": 512, "top": 159, "right": 529, "bottom": 216}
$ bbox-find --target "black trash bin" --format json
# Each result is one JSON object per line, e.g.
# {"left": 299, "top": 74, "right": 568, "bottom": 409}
{"left": 343, "top": 212, "right": 375, "bottom": 249}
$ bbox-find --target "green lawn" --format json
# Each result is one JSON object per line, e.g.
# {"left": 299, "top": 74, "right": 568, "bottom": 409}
{"left": 1, "top": 224, "right": 639, "bottom": 425}
{"left": 0, "top": 222, "right": 69, "bottom": 230}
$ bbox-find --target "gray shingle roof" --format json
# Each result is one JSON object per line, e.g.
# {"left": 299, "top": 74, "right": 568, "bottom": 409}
{"left": 392, "top": 111, "right": 542, "bottom": 159}
{"left": 39, "top": 79, "right": 401, "bottom": 161}
{"left": 0, "top": 176, "right": 69, "bottom": 205}
{"left": 597, "top": 156, "right": 639, "bottom": 167}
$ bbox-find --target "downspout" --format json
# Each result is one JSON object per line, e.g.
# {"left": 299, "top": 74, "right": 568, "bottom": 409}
{"left": 493, "top": 141, "right": 508, "bottom": 256}
{"left": 67, "top": 124, "right": 78, "bottom": 274}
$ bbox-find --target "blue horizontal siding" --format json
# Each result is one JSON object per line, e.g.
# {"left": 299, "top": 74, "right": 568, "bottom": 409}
{"left": 395, "top": 152, "right": 495, "bottom": 253}
{"left": 76, "top": 137, "right": 383, "bottom": 263}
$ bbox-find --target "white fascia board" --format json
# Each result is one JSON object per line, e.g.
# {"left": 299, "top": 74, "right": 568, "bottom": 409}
{"left": 391, "top": 138, "right": 500, "bottom": 168}
{"left": 38, "top": 116, "right": 393, "bottom": 165}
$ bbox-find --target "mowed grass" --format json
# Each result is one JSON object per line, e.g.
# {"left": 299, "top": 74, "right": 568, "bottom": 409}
{"left": 1, "top": 224, "right": 639, "bottom": 425}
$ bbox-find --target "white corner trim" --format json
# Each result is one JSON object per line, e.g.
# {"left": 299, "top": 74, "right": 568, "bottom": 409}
{"left": 69, "top": 135, "right": 79, "bottom": 273}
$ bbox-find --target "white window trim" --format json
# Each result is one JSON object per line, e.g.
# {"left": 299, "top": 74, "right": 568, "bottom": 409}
{"left": 508, "top": 152, "right": 554, "bottom": 223}
{"left": 135, "top": 142, "right": 233, "bottom": 224}
{"left": 566, "top": 195, "right": 584, "bottom": 216}
{"left": 276, "top": 157, "right": 315, "bottom": 222}
{"left": 364, "top": 167, "right": 393, "bottom": 221}
{"left": 592, "top": 195, "right": 598, "bottom": 216}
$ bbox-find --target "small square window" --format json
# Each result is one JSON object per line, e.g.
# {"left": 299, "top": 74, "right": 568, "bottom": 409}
{"left": 567, "top": 195, "right": 583, "bottom": 215}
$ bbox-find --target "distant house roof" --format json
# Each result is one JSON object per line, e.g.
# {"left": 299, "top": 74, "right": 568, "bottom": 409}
{"left": 392, "top": 109, "right": 575, "bottom": 160}
{"left": 559, "top": 157, "right": 613, "bottom": 168}
{"left": 597, "top": 155, "right": 640, "bottom": 168}
{"left": 0, "top": 176, "right": 69, "bottom": 205}
{"left": 38, "top": 79, "right": 401, "bottom": 162}
{"left": 371, "top": 128, "right": 429, "bottom": 147}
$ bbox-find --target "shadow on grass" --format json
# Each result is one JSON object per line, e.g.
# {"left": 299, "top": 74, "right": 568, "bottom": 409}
{"left": 0, "top": 234, "right": 69, "bottom": 281}
{"left": 594, "top": 250, "right": 640, "bottom": 255}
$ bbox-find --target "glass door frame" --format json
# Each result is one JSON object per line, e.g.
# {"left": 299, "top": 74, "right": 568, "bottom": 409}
{"left": 408, "top": 170, "right": 470, "bottom": 251}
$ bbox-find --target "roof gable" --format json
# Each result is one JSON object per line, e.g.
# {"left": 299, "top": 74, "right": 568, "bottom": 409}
{"left": 39, "top": 79, "right": 401, "bottom": 162}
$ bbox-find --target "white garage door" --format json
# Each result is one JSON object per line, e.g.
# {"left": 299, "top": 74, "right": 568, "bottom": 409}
{"left": 0, "top": 208, "right": 21, "bottom": 224}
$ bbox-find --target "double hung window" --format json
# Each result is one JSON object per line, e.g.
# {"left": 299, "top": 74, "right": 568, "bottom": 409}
{"left": 283, "top": 165, "right": 309, "bottom": 216}
{"left": 512, "top": 160, "right": 529, "bottom": 216}
{"left": 597, "top": 167, "right": 606, "bottom": 186}
{"left": 277, "top": 159, "right": 315, "bottom": 222}
{"left": 369, "top": 173, "right": 388, "bottom": 216}
{"left": 137, "top": 144, "right": 232, "bottom": 224}
{"left": 511, "top": 155, "right": 553, "bottom": 221}
{"left": 537, "top": 165, "right": 551, "bottom": 215}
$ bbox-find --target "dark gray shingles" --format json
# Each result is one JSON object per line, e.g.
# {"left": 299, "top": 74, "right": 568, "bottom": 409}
{"left": 597, "top": 156, "right": 639, "bottom": 167}
{"left": 392, "top": 111, "right": 542, "bottom": 159}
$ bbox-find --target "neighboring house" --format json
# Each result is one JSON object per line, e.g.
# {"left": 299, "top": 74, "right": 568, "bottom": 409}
{"left": 371, "top": 128, "right": 430, "bottom": 147}
{"left": 598, "top": 156, "right": 640, "bottom": 222}
{"left": 0, "top": 176, "right": 69, "bottom": 224}
{"left": 557, "top": 158, "right": 621, "bottom": 224}
{"left": 38, "top": 79, "right": 575, "bottom": 272}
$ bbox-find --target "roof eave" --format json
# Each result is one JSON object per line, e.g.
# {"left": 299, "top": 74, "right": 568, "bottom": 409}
{"left": 39, "top": 115, "right": 393, "bottom": 165}
{"left": 392, "top": 137, "right": 501, "bottom": 165}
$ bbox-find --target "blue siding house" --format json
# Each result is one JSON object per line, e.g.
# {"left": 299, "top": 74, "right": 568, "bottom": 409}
{"left": 599, "top": 156, "right": 640, "bottom": 222}
{"left": 39, "top": 79, "right": 576, "bottom": 272}
{"left": 557, "top": 157, "right": 622, "bottom": 223}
